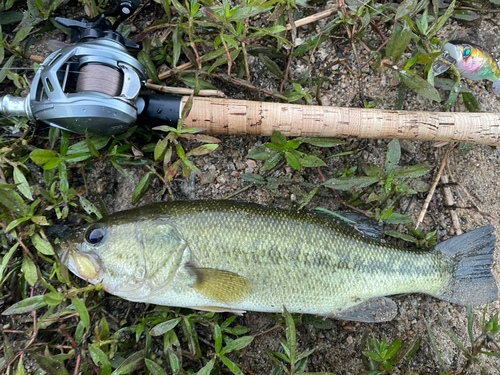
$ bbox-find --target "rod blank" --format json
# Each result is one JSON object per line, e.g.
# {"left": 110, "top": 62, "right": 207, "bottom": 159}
{"left": 183, "top": 97, "right": 500, "bottom": 146}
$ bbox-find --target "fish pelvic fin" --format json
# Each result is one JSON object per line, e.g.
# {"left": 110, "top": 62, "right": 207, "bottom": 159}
{"left": 493, "top": 78, "right": 500, "bottom": 95}
{"left": 436, "top": 225, "right": 498, "bottom": 306}
{"left": 187, "top": 266, "right": 251, "bottom": 304}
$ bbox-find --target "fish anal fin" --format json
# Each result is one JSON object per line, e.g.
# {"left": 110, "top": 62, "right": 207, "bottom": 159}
{"left": 189, "top": 306, "right": 247, "bottom": 315}
{"left": 187, "top": 267, "right": 250, "bottom": 304}
{"left": 331, "top": 297, "right": 397, "bottom": 323}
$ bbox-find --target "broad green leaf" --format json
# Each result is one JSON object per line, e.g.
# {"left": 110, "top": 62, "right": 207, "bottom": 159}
{"left": 111, "top": 351, "right": 144, "bottom": 374}
{"left": 323, "top": 176, "right": 379, "bottom": 191}
{"left": 30, "top": 149, "right": 57, "bottom": 164}
{"left": 172, "top": 26, "right": 181, "bottom": 67}
{"left": 196, "top": 359, "right": 215, "bottom": 375}
{"left": 63, "top": 152, "right": 92, "bottom": 163}
{"left": 145, "top": 359, "right": 168, "bottom": 375}
{"left": 32, "top": 233, "right": 55, "bottom": 255}
{"left": 258, "top": 54, "right": 283, "bottom": 79}
{"left": 428, "top": 0, "right": 456, "bottom": 37}
{"left": 86, "top": 131, "right": 100, "bottom": 157}
{"left": 394, "top": 164, "right": 431, "bottom": 178}
{"left": 186, "top": 144, "right": 219, "bottom": 156}
{"left": 78, "top": 195, "right": 103, "bottom": 219}
{"left": 361, "top": 163, "right": 383, "bottom": 178}
{"left": 383, "top": 212, "right": 413, "bottom": 224}
{"left": 150, "top": 318, "right": 181, "bottom": 336}
{"left": 286, "top": 152, "right": 301, "bottom": 170}
{"left": 13, "top": 167, "right": 33, "bottom": 200}
{"left": 2, "top": 294, "right": 47, "bottom": 315}
{"left": 416, "top": 51, "right": 442, "bottom": 64}
{"left": 66, "top": 137, "right": 109, "bottom": 154}
{"left": 43, "top": 157, "right": 62, "bottom": 170}
{"left": 0, "top": 187, "right": 27, "bottom": 216}
{"left": 230, "top": 5, "right": 269, "bottom": 20}
{"left": 5, "top": 217, "right": 31, "bottom": 232}
{"left": 0, "top": 55, "right": 14, "bottom": 83}
{"left": 462, "top": 92, "right": 481, "bottom": 112}
{"left": 0, "top": 243, "right": 19, "bottom": 280}
{"left": 386, "top": 22, "right": 412, "bottom": 63}
{"left": 386, "top": 338, "right": 402, "bottom": 359}
{"left": 22, "top": 256, "right": 38, "bottom": 286}
{"left": 138, "top": 50, "right": 160, "bottom": 84}
{"left": 33, "top": 355, "right": 69, "bottom": 375}
{"left": 43, "top": 292, "right": 64, "bottom": 306}
{"left": 72, "top": 297, "right": 90, "bottom": 329}
{"left": 89, "top": 345, "right": 112, "bottom": 375}
{"left": 11, "top": 26, "right": 33, "bottom": 47}
{"left": 299, "top": 138, "right": 344, "bottom": 147}
{"left": 220, "top": 356, "right": 244, "bottom": 375}
{"left": 297, "top": 154, "right": 325, "bottom": 168}
{"left": 398, "top": 70, "right": 441, "bottom": 102}
{"left": 220, "top": 335, "right": 254, "bottom": 356}
{"left": 261, "top": 152, "right": 282, "bottom": 171}
{"left": 132, "top": 173, "right": 151, "bottom": 205}
{"left": 180, "top": 75, "right": 217, "bottom": 90}
{"left": 15, "top": 356, "right": 27, "bottom": 375}
{"left": 247, "top": 147, "right": 271, "bottom": 160}
{"left": 443, "top": 80, "right": 461, "bottom": 111}
{"left": 395, "top": 0, "right": 419, "bottom": 20}
{"left": 434, "top": 78, "right": 471, "bottom": 93}
{"left": 385, "top": 138, "right": 401, "bottom": 175}
{"left": 385, "top": 230, "right": 417, "bottom": 243}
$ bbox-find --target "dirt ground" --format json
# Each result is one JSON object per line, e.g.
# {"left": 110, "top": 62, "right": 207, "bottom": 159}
{"left": 2, "top": 1, "right": 500, "bottom": 374}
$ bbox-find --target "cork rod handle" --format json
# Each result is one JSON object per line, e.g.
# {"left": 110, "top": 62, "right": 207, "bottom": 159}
{"left": 182, "top": 97, "right": 500, "bottom": 146}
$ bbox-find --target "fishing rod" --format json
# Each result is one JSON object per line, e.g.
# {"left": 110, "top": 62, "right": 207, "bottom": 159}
{"left": 1, "top": 1, "right": 500, "bottom": 146}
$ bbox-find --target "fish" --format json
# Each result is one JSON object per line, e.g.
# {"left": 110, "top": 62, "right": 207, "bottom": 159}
{"left": 57, "top": 201, "right": 498, "bottom": 322}
{"left": 434, "top": 41, "right": 500, "bottom": 94}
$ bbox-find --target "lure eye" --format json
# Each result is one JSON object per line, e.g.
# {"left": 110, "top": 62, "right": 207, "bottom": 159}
{"left": 85, "top": 224, "right": 106, "bottom": 245}
{"left": 463, "top": 46, "right": 471, "bottom": 58}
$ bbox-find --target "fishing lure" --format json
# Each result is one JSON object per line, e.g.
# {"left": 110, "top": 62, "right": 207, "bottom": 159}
{"left": 434, "top": 40, "right": 500, "bottom": 94}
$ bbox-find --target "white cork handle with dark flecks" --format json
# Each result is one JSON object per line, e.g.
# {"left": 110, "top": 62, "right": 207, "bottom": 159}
{"left": 182, "top": 97, "right": 500, "bottom": 146}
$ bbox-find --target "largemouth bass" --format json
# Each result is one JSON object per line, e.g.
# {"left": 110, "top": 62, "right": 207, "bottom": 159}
{"left": 58, "top": 201, "right": 498, "bottom": 322}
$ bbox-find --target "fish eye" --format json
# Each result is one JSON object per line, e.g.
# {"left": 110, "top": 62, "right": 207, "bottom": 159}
{"left": 463, "top": 46, "right": 471, "bottom": 58}
{"left": 85, "top": 224, "right": 106, "bottom": 245}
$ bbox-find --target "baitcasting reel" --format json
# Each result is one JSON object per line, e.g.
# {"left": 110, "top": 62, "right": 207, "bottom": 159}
{"left": 0, "top": 0, "right": 183, "bottom": 135}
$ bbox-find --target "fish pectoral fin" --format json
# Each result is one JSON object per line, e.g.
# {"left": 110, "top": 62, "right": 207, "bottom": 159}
{"left": 331, "top": 297, "right": 397, "bottom": 323}
{"left": 187, "top": 267, "right": 250, "bottom": 304}
{"left": 189, "top": 306, "right": 247, "bottom": 315}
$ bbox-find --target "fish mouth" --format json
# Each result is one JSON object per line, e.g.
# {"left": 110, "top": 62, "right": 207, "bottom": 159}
{"left": 58, "top": 241, "right": 102, "bottom": 283}
{"left": 443, "top": 43, "right": 460, "bottom": 64}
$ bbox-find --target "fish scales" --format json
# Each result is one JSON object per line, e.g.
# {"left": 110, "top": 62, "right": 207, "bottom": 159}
{"left": 58, "top": 200, "right": 498, "bottom": 322}
{"left": 164, "top": 203, "right": 448, "bottom": 311}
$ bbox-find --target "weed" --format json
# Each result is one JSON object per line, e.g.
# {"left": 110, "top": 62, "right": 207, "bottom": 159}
{"left": 361, "top": 332, "right": 421, "bottom": 374}
{"left": 322, "top": 138, "right": 431, "bottom": 225}
{"left": 426, "top": 305, "right": 500, "bottom": 374}
{"left": 247, "top": 130, "right": 342, "bottom": 171}
{"left": 267, "top": 308, "right": 334, "bottom": 375}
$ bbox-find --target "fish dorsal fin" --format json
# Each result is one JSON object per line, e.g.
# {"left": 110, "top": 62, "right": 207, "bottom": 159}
{"left": 316, "top": 210, "right": 384, "bottom": 242}
{"left": 187, "top": 267, "right": 250, "bottom": 304}
{"left": 332, "top": 297, "right": 397, "bottom": 323}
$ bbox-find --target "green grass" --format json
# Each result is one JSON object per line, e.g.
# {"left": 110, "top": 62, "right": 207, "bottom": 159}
{"left": 1, "top": 0, "right": 500, "bottom": 374}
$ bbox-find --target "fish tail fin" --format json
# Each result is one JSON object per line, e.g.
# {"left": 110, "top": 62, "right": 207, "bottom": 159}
{"left": 436, "top": 225, "right": 498, "bottom": 306}
{"left": 493, "top": 78, "right": 500, "bottom": 94}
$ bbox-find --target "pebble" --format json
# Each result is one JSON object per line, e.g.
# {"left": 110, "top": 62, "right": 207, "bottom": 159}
{"left": 346, "top": 336, "right": 353, "bottom": 345}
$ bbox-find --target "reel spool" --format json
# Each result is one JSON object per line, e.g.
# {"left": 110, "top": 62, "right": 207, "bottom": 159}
{"left": 0, "top": 14, "right": 148, "bottom": 136}
{"left": 28, "top": 21, "right": 148, "bottom": 135}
